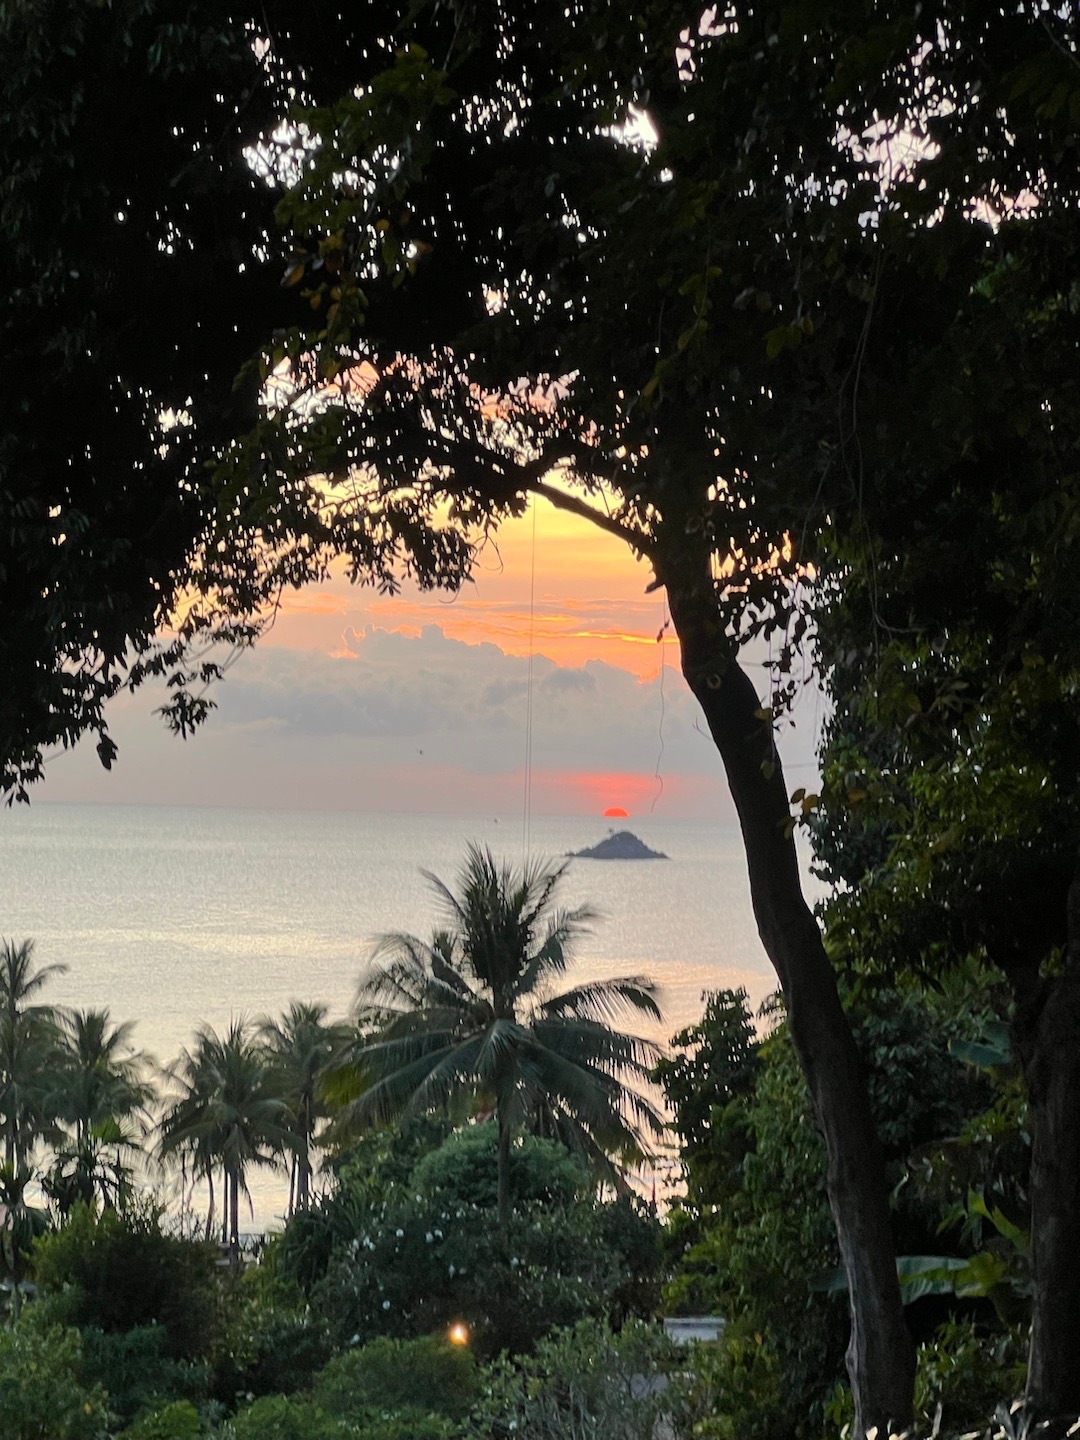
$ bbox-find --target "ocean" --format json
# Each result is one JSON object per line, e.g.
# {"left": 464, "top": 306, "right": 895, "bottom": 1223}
{"left": 0, "top": 803, "right": 799, "bottom": 1227}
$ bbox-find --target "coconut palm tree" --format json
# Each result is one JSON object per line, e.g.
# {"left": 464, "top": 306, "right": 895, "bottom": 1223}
{"left": 45, "top": 1009, "right": 153, "bottom": 1214}
{"left": 342, "top": 844, "right": 665, "bottom": 1230}
{"left": 160, "top": 1020, "right": 292, "bottom": 1254}
{"left": 258, "top": 1002, "right": 351, "bottom": 1214}
{"left": 0, "top": 939, "right": 65, "bottom": 1171}
{"left": 0, "top": 1162, "right": 48, "bottom": 1322}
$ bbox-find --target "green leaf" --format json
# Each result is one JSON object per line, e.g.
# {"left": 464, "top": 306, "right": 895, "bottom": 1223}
{"left": 949, "top": 1021, "right": 1011, "bottom": 1070}
{"left": 895, "top": 1254, "right": 969, "bottom": 1304}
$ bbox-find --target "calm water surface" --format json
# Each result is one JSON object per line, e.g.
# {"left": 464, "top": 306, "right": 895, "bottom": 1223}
{"left": 1, "top": 803, "right": 789, "bottom": 1225}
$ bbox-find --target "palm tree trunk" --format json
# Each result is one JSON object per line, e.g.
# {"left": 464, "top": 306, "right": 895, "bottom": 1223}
{"left": 664, "top": 556, "right": 915, "bottom": 1438}
{"left": 205, "top": 1170, "right": 215, "bottom": 1243}
{"left": 229, "top": 1165, "right": 240, "bottom": 1259}
{"left": 496, "top": 1111, "right": 512, "bottom": 1234}
{"left": 297, "top": 1147, "right": 310, "bottom": 1212}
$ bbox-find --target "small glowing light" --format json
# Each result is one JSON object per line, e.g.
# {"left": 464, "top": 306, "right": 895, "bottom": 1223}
{"left": 448, "top": 1322, "right": 469, "bottom": 1346}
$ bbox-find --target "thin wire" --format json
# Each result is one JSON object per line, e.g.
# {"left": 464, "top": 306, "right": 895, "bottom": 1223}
{"left": 650, "top": 605, "right": 669, "bottom": 814}
{"left": 521, "top": 499, "right": 537, "bottom": 860}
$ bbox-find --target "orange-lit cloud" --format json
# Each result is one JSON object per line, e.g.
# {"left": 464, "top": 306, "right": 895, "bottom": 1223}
{"left": 262, "top": 494, "right": 672, "bottom": 677}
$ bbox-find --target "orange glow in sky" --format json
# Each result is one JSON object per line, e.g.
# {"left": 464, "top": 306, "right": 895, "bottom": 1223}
{"left": 268, "top": 494, "right": 678, "bottom": 681}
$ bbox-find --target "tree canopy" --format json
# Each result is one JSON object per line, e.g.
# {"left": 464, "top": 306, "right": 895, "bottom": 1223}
{"left": 5, "top": 0, "right": 1080, "bottom": 1431}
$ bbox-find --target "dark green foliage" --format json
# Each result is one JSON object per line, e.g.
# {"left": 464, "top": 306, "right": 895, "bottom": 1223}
{"left": 664, "top": 979, "right": 1019, "bottom": 1439}
{"left": 228, "top": 1395, "right": 343, "bottom": 1440}
{"left": 276, "top": 1126, "right": 661, "bottom": 1359}
{"left": 115, "top": 1400, "right": 203, "bottom": 1440}
{"left": 0, "top": 0, "right": 280, "bottom": 799}
{"left": 310, "top": 1185, "right": 661, "bottom": 1360}
{"left": 344, "top": 846, "right": 663, "bottom": 1226}
{"left": 208, "top": 1289, "right": 332, "bottom": 1406}
{"left": 472, "top": 1319, "right": 698, "bottom": 1440}
{"left": 79, "top": 1325, "right": 207, "bottom": 1430}
{"left": 31, "top": 1202, "right": 218, "bottom": 1360}
{"left": 228, "top": 1393, "right": 455, "bottom": 1440}
{"left": 410, "top": 1124, "right": 587, "bottom": 1211}
{"left": 311, "top": 1335, "right": 477, "bottom": 1422}
{"left": 0, "top": 1313, "right": 108, "bottom": 1440}
{"left": 269, "top": 1118, "right": 455, "bottom": 1299}
{"left": 652, "top": 988, "right": 758, "bottom": 1216}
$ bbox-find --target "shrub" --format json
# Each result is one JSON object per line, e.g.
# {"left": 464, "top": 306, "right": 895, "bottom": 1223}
{"left": 311, "top": 1188, "right": 661, "bottom": 1358}
{"left": 225, "top": 1394, "right": 455, "bottom": 1440}
{"left": 278, "top": 1125, "right": 662, "bottom": 1358}
{"left": 208, "top": 1286, "right": 332, "bottom": 1405}
{"left": 115, "top": 1399, "right": 203, "bottom": 1440}
{"left": 227, "top": 1395, "right": 341, "bottom": 1440}
{"left": 410, "top": 1126, "right": 587, "bottom": 1210}
{"left": 32, "top": 1201, "right": 218, "bottom": 1360}
{"left": 312, "top": 1335, "right": 478, "bottom": 1421}
{"left": 80, "top": 1324, "right": 208, "bottom": 1427}
{"left": 472, "top": 1319, "right": 699, "bottom": 1440}
{"left": 0, "top": 1314, "right": 108, "bottom": 1440}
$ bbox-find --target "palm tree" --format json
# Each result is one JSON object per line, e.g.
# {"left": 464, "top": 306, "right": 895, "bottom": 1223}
{"left": 160, "top": 1020, "right": 292, "bottom": 1254}
{"left": 342, "top": 844, "right": 665, "bottom": 1230}
{"left": 0, "top": 1162, "right": 48, "bottom": 1322}
{"left": 0, "top": 939, "right": 66, "bottom": 1171}
{"left": 258, "top": 1002, "right": 350, "bottom": 1214}
{"left": 46, "top": 1009, "right": 153, "bottom": 1214}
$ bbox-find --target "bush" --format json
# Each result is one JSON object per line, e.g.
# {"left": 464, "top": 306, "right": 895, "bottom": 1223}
{"left": 278, "top": 1126, "right": 662, "bottom": 1358}
{"left": 471, "top": 1319, "right": 700, "bottom": 1440}
{"left": 227, "top": 1395, "right": 341, "bottom": 1440}
{"left": 208, "top": 1282, "right": 332, "bottom": 1406}
{"left": 312, "top": 1335, "right": 478, "bottom": 1421}
{"left": 311, "top": 1187, "right": 661, "bottom": 1358}
{"left": 410, "top": 1126, "right": 587, "bottom": 1210}
{"left": 225, "top": 1394, "right": 455, "bottom": 1440}
{"left": 80, "top": 1324, "right": 208, "bottom": 1427}
{"left": 0, "top": 1314, "right": 108, "bottom": 1440}
{"left": 913, "top": 1320, "right": 1027, "bottom": 1437}
{"left": 32, "top": 1201, "right": 218, "bottom": 1360}
{"left": 115, "top": 1399, "right": 203, "bottom": 1440}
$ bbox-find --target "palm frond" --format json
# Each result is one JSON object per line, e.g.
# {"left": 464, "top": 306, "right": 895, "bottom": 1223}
{"left": 539, "top": 976, "right": 662, "bottom": 1024}
{"left": 337, "top": 1034, "right": 483, "bottom": 1130}
{"left": 351, "top": 846, "right": 665, "bottom": 1191}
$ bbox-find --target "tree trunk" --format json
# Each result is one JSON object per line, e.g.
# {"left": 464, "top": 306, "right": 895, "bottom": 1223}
{"left": 297, "top": 1144, "right": 311, "bottom": 1212}
{"left": 496, "top": 1109, "right": 511, "bottom": 1235}
{"left": 205, "top": 1169, "right": 215, "bottom": 1244}
{"left": 1014, "top": 859, "right": 1080, "bottom": 1426}
{"left": 664, "top": 560, "right": 915, "bottom": 1437}
{"left": 229, "top": 1165, "right": 240, "bottom": 1258}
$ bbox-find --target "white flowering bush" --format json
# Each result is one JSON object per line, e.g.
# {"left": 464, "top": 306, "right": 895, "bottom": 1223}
{"left": 278, "top": 1127, "right": 661, "bottom": 1358}
{"left": 468, "top": 1318, "right": 710, "bottom": 1440}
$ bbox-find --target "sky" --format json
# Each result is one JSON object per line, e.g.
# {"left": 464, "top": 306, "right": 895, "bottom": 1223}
{"left": 40, "top": 497, "right": 823, "bottom": 818}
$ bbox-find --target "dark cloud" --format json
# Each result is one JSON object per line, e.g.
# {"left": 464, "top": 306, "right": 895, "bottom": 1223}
{"left": 206, "top": 625, "right": 713, "bottom": 777}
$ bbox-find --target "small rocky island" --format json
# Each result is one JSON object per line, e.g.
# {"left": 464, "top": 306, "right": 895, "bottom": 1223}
{"left": 569, "top": 830, "right": 669, "bottom": 861}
